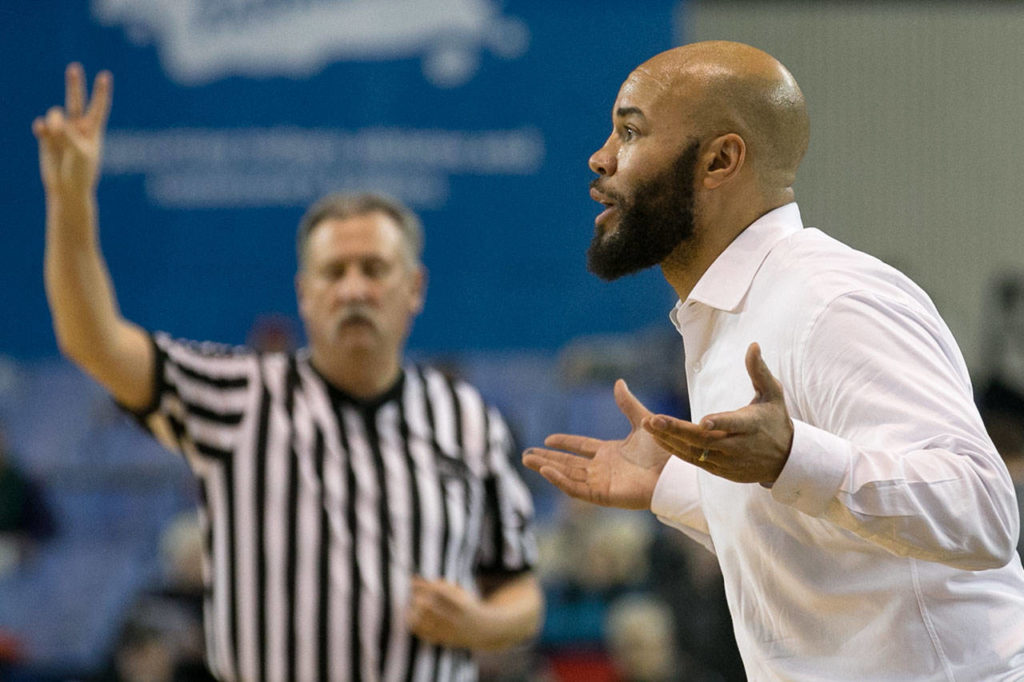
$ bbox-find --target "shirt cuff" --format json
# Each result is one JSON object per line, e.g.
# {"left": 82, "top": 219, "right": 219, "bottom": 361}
{"left": 771, "top": 419, "right": 850, "bottom": 517}
{"left": 651, "top": 457, "right": 702, "bottom": 523}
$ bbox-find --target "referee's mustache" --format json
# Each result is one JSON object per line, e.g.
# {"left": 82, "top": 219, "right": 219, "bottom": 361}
{"left": 337, "top": 304, "right": 376, "bottom": 326}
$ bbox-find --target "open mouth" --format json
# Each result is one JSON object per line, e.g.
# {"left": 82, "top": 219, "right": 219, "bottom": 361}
{"left": 590, "top": 187, "right": 618, "bottom": 227}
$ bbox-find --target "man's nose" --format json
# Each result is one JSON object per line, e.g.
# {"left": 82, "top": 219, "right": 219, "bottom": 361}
{"left": 335, "top": 270, "right": 372, "bottom": 302}
{"left": 588, "top": 138, "right": 617, "bottom": 176}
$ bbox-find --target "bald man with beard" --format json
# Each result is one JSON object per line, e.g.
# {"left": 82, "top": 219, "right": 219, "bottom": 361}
{"left": 525, "top": 41, "right": 1024, "bottom": 680}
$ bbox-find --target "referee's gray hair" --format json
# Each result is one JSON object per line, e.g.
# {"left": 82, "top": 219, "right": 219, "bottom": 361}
{"left": 296, "top": 192, "right": 424, "bottom": 270}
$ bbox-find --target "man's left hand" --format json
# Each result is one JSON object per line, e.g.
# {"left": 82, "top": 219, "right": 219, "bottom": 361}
{"left": 642, "top": 342, "right": 794, "bottom": 485}
{"left": 407, "top": 576, "right": 488, "bottom": 649}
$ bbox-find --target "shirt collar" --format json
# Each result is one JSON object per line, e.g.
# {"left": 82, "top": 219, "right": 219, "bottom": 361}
{"left": 684, "top": 202, "right": 803, "bottom": 313}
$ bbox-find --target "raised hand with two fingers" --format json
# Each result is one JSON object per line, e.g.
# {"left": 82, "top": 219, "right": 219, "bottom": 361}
{"left": 32, "top": 63, "right": 112, "bottom": 200}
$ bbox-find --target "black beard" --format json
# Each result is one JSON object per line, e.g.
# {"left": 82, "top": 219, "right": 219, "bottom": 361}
{"left": 586, "top": 140, "right": 699, "bottom": 281}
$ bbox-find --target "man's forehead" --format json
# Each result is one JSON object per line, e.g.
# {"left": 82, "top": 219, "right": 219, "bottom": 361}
{"left": 614, "top": 66, "right": 681, "bottom": 116}
{"left": 627, "top": 65, "right": 674, "bottom": 92}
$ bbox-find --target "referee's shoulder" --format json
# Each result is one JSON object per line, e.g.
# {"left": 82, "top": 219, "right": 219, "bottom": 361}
{"left": 413, "top": 361, "right": 499, "bottom": 410}
{"left": 155, "top": 331, "right": 256, "bottom": 359}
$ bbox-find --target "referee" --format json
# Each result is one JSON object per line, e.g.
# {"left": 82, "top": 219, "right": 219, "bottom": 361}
{"left": 35, "top": 64, "right": 543, "bottom": 681}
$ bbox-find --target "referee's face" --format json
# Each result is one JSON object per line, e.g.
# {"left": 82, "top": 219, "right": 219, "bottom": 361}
{"left": 297, "top": 211, "right": 425, "bottom": 362}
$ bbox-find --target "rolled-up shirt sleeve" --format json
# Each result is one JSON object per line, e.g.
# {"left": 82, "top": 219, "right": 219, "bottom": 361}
{"left": 772, "top": 290, "right": 1019, "bottom": 570}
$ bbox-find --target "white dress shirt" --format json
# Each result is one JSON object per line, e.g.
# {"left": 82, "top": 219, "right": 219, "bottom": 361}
{"left": 651, "top": 203, "right": 1024, "bottom": 681}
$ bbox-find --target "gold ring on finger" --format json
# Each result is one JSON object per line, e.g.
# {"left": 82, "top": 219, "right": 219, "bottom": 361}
{"left": 698, "top": 448, "right": 710, "bottom": 463}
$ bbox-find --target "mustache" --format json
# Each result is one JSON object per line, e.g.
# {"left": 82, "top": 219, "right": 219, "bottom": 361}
{"left": 589, "top": 178, "right": 623, "bottom": 204}
{"left": 338, "top": 304, "right": 375, "bottom": 324}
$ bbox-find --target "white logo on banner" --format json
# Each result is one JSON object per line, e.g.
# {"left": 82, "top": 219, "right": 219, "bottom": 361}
{"left": 92, "top": 0, "right": 530, "bottom": 87}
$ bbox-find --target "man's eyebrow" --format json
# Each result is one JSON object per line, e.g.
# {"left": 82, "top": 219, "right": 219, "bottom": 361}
{"left": 615, "top": 106, "right": 646, "bottom": 120}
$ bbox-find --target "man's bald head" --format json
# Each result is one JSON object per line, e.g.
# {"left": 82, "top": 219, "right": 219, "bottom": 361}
{"left": 637, "top": 41, "right": 809, "bottom": 190}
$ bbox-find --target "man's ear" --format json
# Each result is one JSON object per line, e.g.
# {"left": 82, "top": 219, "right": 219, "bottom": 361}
{"left": 410, "top": 266, "right": 428, "bottom": 315}
{"left": 701, "top": 133, "right": 746, "bottom": 189}
{"left": 295, "top": 272, "right": 307, "bottom": 314}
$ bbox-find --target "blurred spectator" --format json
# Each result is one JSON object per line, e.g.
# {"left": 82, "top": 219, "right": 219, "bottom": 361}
{"left": 605, "top": 594, "right": 677, "bottom": 682}
{"left": 246, "top": 313, "right": 299, "bottom": 354}
{"left": 978, "top": 271, "right": 1024, "bottom": 455}
{"left": 1006, "top": 452, "right": 1024, "bottom": 560}
{"left": 0, "top": 424, "right": 57, "bottom": 576}
{"left": 158, "top": 511, "right": 204, "bottom": 598}
{"left": 533, "top": 502, "right": 654, "bottom": 680}
{"left": 647, "top": 528, "right": 745, "bottom": 681}
{"left": 95, "top": 597, "right": 202, "bottom": 682}
{"left": 534, "top": 498, "right": 745, "bottom": 681}
{"left": 93, "top": 511, "right": 214, "bottom": 682}
{"left": 153, "top": 511, "right": 209, "bottom": 678}
{"left": 0, "top": 629, "right": 26, "bottom": 679}
{"left": 558, "top": 326, "right": 687, "bottom": 408}
{"left": 541, "top": 325, "right": 744, "bottom": 681}
{"left": 976, "top": 271, "right": 1024, "bottom": 560}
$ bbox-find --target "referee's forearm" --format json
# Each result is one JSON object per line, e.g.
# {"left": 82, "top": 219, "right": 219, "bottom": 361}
{"left": 476, "top": 572, "right": 544, "bottom": 650}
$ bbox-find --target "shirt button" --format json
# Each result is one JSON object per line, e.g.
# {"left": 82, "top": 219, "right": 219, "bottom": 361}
{"left": 693, "top": 361, "right": 703, "bottom": 373}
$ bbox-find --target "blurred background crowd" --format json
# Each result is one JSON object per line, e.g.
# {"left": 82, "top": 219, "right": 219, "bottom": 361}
{"left": 4, "top": 1, "right": 1024, "bottom": 680}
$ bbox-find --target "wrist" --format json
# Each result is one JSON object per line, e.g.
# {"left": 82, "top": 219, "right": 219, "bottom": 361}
{"left": 474, "top": 579, "right": 543, "bottom": 650}
{"left": 463, "top": 602, "right": 505, "bottom": 650}
{"left": 46, "top": 192, "right": 97, "bottom": 232}
{"left": 47, "top": 186, "right": 95, "bottom": 210}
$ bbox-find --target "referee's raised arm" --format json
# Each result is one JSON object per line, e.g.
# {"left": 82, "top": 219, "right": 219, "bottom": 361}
{"left": 34, "top": 63, "right": 153, "bottom": 411}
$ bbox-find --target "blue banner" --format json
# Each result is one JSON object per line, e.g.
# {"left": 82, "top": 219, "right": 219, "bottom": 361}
{"left": 2, "top": 0, "right": 681, "bottom": 359}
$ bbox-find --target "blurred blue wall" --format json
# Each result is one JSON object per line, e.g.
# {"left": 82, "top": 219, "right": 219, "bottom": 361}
{"left": 0, "top": 0, "right": 682, "bottom": 360}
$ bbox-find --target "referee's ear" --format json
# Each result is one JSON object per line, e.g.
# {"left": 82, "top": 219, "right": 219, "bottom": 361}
{"left": 295, "top": 271, "right": 309, "bottom": 313}
{"left": 408, "top": 265, "right": 428, "bottom": 316}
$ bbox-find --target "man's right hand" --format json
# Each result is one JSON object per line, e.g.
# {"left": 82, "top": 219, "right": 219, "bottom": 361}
{"left": 522, "top": 379, "right": 670, "bottom": 510}
{"left": 35, "top": 63, "right": 153, "bottom": 412}
{"left": 32, "top": 63, "right": 112, "bottom": 202}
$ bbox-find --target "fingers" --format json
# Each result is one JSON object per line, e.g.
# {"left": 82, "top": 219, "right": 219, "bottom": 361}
{"left": 534, "top": 467, "right": 592, "bottom": 501}
{"left": 524, "top": 436, "right": 603, "bottom": 500}
{"left": 543, "top": 433, "right": 602, "bottom": 457}
{"left": 522, "top": 448, "right": 592, "bottom": 499}
{"left": 410, "top": 577, "right": 454, "bottom": 608}
{"left": 745, "top": 342, "right": 782, "bottom": 402}
{"left": 523, "top": 448, "right": 591, "bottom": 487}
{"left": 697, "top": 410, "right": 755, "bottom": 435}
{"left": 56, "top": 62, "right": 113, "bottom": 129}
{"left": 45, "top": 107, "right": 66, "bottom": 131}
{"left": 37, "top": 107, "right": 68, "bottom": 145}
{"left": 407, "top": 577, "right": 473, "bottom": 647}
{"left": 523, "top": 447, "right": 584, "bottom": 471}
{"left": 642, "top": 414, "right": 717, "bottom": 452}
{"left": 613, "top": 379, "right": 651, "bottom": 427}
{"left": 66, "top": 63, "right": 85, "bottom": 118}
{"left": 645, "top": 430, "right": 708, "bottom": 465}
{"left": 413, "top": 577, "right": 464, "bottom": 604}
{"left": 36, "top": 63, "right": 112, "bottom": 140}
{"left": 31, "top": 116, "right": 48, "bottom": 139}
{"left": 85, "top": 70, "right": 113, "bottom": 131}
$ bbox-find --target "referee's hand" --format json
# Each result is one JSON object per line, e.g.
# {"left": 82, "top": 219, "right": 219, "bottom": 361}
{"left": 406, "top": 576, "right": 487, "bottom": 649}
{"left": 33, "top": 63, "right": 112, "bottom": 200}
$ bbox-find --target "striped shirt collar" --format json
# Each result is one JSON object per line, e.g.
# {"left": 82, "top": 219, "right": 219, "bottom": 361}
{"left": 306, "top": 358, "right": 407, "bottom": 411}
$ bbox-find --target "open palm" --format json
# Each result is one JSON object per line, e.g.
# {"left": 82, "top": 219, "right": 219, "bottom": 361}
{"left": 522, "top": 379, "right": 670, "bottom": 510}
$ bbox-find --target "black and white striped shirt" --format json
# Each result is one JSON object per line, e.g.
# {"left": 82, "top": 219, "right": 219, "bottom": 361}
{"left": 133, "top": 332, "right": 538, "bottom": 682}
